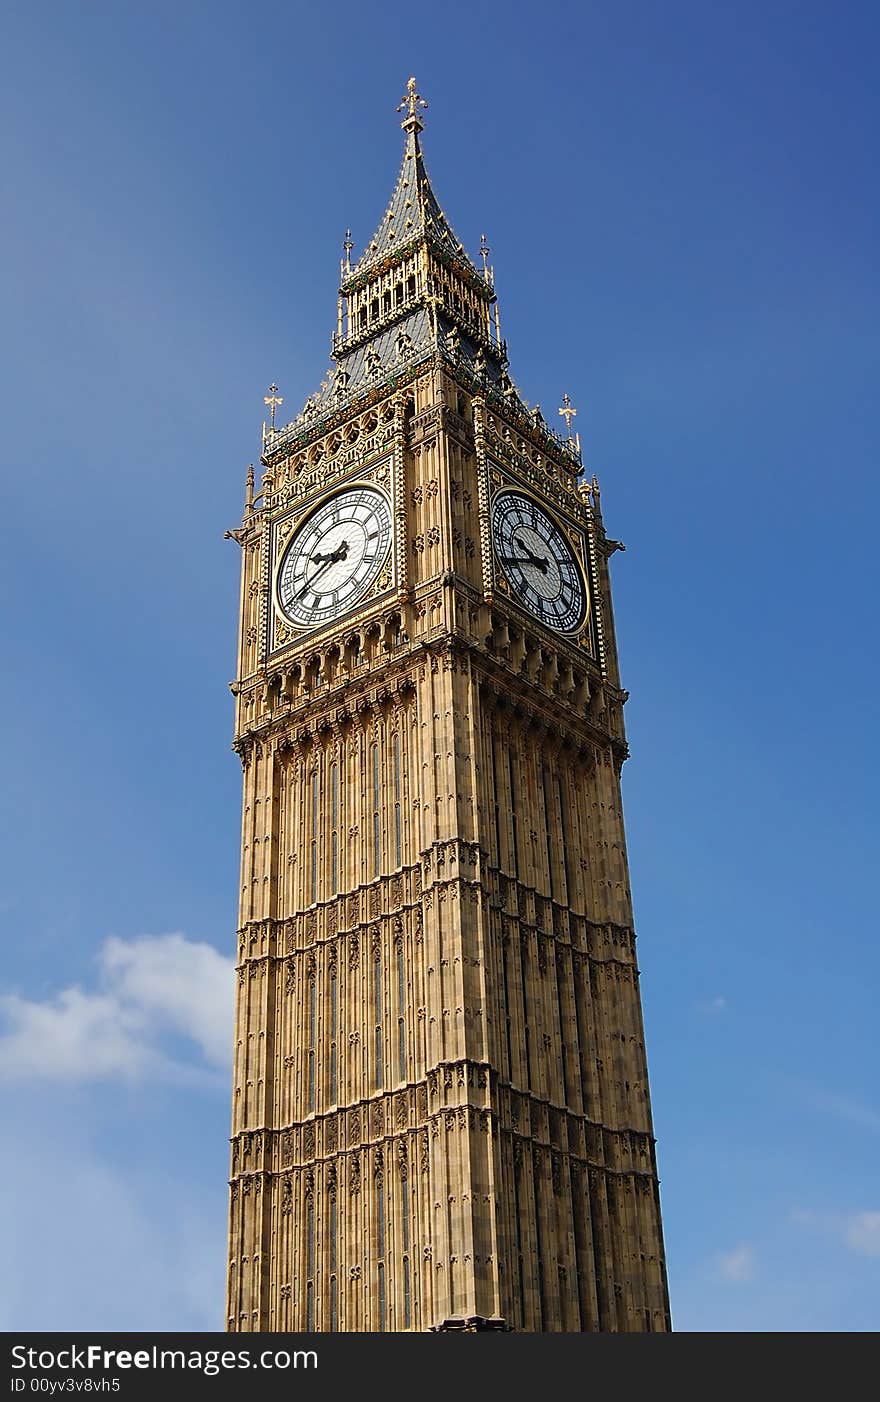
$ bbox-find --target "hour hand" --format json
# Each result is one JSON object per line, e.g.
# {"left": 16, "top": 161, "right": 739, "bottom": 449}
{"left": 505, "top": 539, "right": 549, "bottom": 573}
{"left": 309, "top": 541, "right": 349, "bottom": 568}
{"left": 500, "top": 554, "right": 549, "bottom": 576}
{"left": 297, "top": 542, "right": 348, "bottom": 599}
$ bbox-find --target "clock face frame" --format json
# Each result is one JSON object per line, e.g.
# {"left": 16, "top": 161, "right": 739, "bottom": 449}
{"left": 275, "top": 484, "right": 393, "bottom": 631}
{"left": 491, "top": 489, "right": 588, "bottom": 634}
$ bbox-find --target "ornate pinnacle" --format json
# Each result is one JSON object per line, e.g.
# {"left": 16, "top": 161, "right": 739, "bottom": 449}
{"left": 397, "top": 76, "right": 428, "bottom": 133}
{"left": 480, "top": 232, "right": 492, "bottom": 283}
{"left": 342, "top": 228, "right": 354, "bottom": 273}
{"left": 264, "top": 383, "right": 283, "bottom": 430}
{"left": 559, "top": 393, "right": 582, "bottom": 457}
{"left": 558, "top": 393, "right": 577, "bottom": 436}
{"left": 262, "top": 383, "right": 283, "bottom": 447}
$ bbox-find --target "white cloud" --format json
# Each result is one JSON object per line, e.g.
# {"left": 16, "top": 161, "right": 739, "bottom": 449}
{"left": 714, "top": 1245, "right": 755, "bottom": 1283}
{"left": 791, "top": 1207, "right": 880, "bottom": 1259}
{"left": 843, "top": 1212, "right": 880, "bottom": 1257}
{"left": 696, "top": 995, "right": 728, "bottom": 1014}
{"left": 102, "top": 933, "right": 233, "bottom": 1067}
{"left": 0, "top": 933, "right": 234, "bottom": 1082}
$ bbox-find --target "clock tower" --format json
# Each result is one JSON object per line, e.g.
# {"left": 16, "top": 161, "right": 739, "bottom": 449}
{"left": 226, "top": 79, "right": 671, "bottom": 1333}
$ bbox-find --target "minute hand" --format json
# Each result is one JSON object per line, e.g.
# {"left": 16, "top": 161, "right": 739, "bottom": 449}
{"left": 297, "top": 543, "right": 348, "bottom": 599}
{"left": 514, "top": 535, "right": 551, "bottom": 570}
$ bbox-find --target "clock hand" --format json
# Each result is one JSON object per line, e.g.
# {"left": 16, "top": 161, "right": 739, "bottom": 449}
{"left": 500, "top": 554, "right": 543, "bottom": 568}
{"left": 511, "top": 538, "right": 550, "bottom": 573}
{"left": 297, "top": 541, "right": 348, "bottom": 599}
{"left": 309, "top": 537, "right": 355, "bottom": 563}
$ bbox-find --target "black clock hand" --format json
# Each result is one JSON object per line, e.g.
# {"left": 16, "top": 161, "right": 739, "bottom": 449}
{"left": 297, "top": 542, "right": 348, "bottom": 599}
{"left": 309, "top": 539, "right": 355, "bottom": 563}
{"left": 500, "top": 554, "right": 548, "bottom": 571}
{"left": 514, "top": 535, "right": 550, "bottom": 566}
{"left": 507, "top": 538, "right": 550, "bottom": 573}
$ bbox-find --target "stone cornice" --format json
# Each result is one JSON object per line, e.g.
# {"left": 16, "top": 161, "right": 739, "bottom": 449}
{"left": 229, "top": 1090, "right": 659, "bottom": 1179}
{"left": 233, "top": 847, "right": 638, "bottom": 969}
{"left": 237, "top": 906, "right": 636, "bottom": 969}
{"left": 233, "top": 630, "right": 619, "bottom": 760}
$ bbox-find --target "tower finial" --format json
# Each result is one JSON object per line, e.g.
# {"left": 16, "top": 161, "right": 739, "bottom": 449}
{"left": 262, "top": 383, "right": 283, "bottom": 446}
{"left": 397, "top": 76, "right": 428, "bottom": 133}
{"left": 342, "top": 228, "right": 353, "bottom": 275}
{"left": 480, "top": 232, "right": 492, "bottom": 283}
{"left": 264, "top": 383, "right": 283, "bottom": 430}
{"left": 559, "top": 393, "right": 581, "bottom": 454}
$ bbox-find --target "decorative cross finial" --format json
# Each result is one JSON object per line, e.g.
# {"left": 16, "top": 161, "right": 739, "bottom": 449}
{"left": 263, "top": 383, "right": 283, "bottom": 431}
{"left": 558, "top": 393, "right": 577, "bottom": 437}
{"left": 397, "top": 76, "right": 428, "bottom": 133}
{"left": 342, "top": 228, "right": 354, "bottom": 273}
{"left": 480, "top": 232, "right": 491, "bottom": 280}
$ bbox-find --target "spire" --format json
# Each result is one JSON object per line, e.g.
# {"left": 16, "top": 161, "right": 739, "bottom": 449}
{"left": 266, "top": 80, "right": 522, "bottom": 456}
{"left": 345, "top": 77, "right": 477, "bottom": 284}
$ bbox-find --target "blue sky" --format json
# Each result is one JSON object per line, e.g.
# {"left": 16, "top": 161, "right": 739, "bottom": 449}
{"left": 1, "top": 1, "right": 878, "bottom": 1331}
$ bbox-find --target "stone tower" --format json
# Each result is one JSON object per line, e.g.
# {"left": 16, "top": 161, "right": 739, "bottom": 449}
{"left": 226, "top": 79, "right": 670, "bottom": 1333}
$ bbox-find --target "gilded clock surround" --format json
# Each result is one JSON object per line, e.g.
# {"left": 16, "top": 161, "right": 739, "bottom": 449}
{"left": 226, "top": 79, "right": 670, "bottom": 1334}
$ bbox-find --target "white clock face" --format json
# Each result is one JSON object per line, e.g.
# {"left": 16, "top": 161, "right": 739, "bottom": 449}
{"left": 492, "top": 489, "right": 587, "bottom": 633}
{"left": 277, "top": 485, "right": 393, "bottom": 630}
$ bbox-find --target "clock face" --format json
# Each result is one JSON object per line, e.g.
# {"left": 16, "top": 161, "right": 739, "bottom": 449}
{"left": 491, "top": 489, "right": 587, "bottom": 633}
{"left": 277, "top": 485, "right": 393, "bottom": 630}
